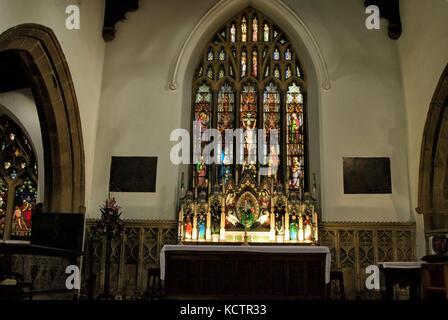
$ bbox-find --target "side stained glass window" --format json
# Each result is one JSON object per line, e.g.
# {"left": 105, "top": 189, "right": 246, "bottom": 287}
{"left": 0, "top": 115, "right": 38, "bottom": 240}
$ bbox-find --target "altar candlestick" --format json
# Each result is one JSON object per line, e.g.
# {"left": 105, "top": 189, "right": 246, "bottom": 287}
{"left": 284, "top": 207, "right": 290, "bottom": 242}
{"left": 178, "top": 205, "right": 184, "bottom": 243}
{"left": 298, "top": 213, "right": 304, "bottom": 241}
{"left": 192, "top": 203, "right": 198, "bottom": 240}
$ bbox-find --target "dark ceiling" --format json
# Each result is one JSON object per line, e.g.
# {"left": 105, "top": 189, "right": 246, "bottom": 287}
{"left": 101, "top": 0, "right": 402, "bottom": 42}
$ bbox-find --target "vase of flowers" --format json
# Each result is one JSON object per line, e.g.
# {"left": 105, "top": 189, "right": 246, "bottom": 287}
{"left": 93, "top": 198, "right": 125, "bottom": 300}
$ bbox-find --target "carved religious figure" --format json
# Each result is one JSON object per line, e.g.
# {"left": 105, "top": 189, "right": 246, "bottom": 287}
{"left": 242, "top": 159, "right": 256, "bottom": 179}
{"left": 210, "top": 200, "right": 222, "bottom": 235}
{"left": 197, "top": 209, "right": 206, "bottom": 240}
{"left": 225, "top": 191, "right": 238, "bottom": 226}
{"left": 274, "top": 203, "right": 285, "bottom": 235}
{"left": 289, "top": 210, "right": 299, "bottom": 240}
{"left": 304, "top": 209, "right": 312, "bottom": 241}
{"left": 183, "top": 208, "right": 193, "bottom": 239}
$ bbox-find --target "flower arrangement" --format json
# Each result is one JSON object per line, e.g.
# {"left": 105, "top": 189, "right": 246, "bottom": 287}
{"left": 92, "top": 198, "right": 125, "bottom": 241}
{"left": 240, "top": 207, "right": 255, "bottom": 229}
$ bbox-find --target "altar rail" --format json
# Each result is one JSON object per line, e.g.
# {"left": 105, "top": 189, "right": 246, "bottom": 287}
{"left": 80, "top": 219, "right": 415, "bottom": 300}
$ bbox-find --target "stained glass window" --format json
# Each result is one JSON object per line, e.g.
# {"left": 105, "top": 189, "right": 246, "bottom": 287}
{"left": 194, "top": 84, "right": 212, "bottom": 161}
{"left": 240, "top": 85, "right": 258, "bottom": 167}
{"left": 241, "top": 50, "right": 247, "bottom": 78}
{"left": 217, "top": 83, "right": 235, "bottom": 184}
{"left": 219, "top": 49, "right": 225, "bottom": 61}
{"left": 207, "top": 49, "right": 214, "bottom": 61}
{"left": 230, "top": 24, "right": 236, "bottom": 42}
{"left": 263, "top": 23, "right": 269, "bottom": 42}
{"left": 252, "top": 18, "right": 258, "bottom": 42}
{"left": 207, "top": 67, "right": 213, "bottom": 79}
{"left": 286, "top": 65, "right": 292, "bottom": 80}
{"left": 0, "top": 115, "right": 38, "bottom": 240}
{"left": 287, "top": 83, "right": 305, "bottom": 191}
{"left": 274, "top": 66, "right": 280, "bottom": 79}
{"left": 218, "top": 66, "right": 225, "bottom": 79}
{"left": 192, "top": 8, "right": 307, "bottom": 190}
{"left": 273, "top": 48, "right": 280, "bottom": 61}
{"left": 241, "top": 17, "right": 247, "bottom": 42}
{"left": 285, "top": 48, "right": 292, "bottom": 60}
{"left": 12, "top": 178, "right": 36, "bottom": 239}
{"left": 263, "top": 83, "right": 280, "bottom": 180}
{"left": 252, "top": 49, "right": 258, "bottom": 77}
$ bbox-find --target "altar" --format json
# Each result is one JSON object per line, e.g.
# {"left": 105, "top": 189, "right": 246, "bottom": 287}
{"left": 161, "top": 245, "right": 330, "bottom": 300}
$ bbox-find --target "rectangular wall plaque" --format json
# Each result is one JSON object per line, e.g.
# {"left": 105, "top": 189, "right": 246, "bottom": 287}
{"left": 343, "top": 157, "right": 391, "bottom": 194}
{"left": 109, "top": 156, "right": 157, "bottom": 192}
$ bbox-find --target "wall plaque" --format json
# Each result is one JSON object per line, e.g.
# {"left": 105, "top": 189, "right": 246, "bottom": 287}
{"left": 109, "top": 156, "right": 157, "bottom": 192}
{"left": 343, "top": 157, "right": 391, "bottom": 194}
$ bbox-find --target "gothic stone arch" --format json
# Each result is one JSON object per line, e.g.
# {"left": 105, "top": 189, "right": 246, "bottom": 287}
{"left": 0, "top": 24, "right": 85, "bottom": 215}
{"left": 417, "top": 63, "right": 448, "bottom": 235}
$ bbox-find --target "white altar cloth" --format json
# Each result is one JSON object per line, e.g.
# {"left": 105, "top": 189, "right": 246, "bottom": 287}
{"left": 160, "top": 245, "right": 331, "bottom": 283}
{"left": 378, "top": 261, "right": 423, "bottom": 269}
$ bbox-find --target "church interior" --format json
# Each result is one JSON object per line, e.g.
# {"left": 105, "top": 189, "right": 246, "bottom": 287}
{"left": 0, "top": 0, "right": 447, "bottom": 303}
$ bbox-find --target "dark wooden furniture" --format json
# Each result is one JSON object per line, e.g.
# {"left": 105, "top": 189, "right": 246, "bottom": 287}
{"left": 0, "top": 271, "right": 33, "bottom": 300}
{"left": 379, "top": 265, "right": 421, "bottom": 300}
{"left": 142, "top": 266, "right": 162, "bottom": 300}
{"left": 422, "top": 262, "right": 448, "bottom": 300}
{"left": 164, "top": 250, "right": 327, "bottom": 300}
{"left": 327, "top": 271, "right": 345, "bottom": 300}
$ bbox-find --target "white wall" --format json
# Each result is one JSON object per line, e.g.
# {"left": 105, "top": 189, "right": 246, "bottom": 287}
{"left": 398, "top": 0, "right": 448, "bottom": 257}
{"left": 0, "top": 0, "right": 106, "bottom": 212}
{"left": 0, "top": 89, "right": 44, "bottom": 201}
{"left": 91, "top": 0, "right": 414, "bottom": 224}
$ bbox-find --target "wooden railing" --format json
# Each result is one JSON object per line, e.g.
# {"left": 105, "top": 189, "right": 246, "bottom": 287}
{"left": 81, "top": 219, "right": 415, "bottom": 299}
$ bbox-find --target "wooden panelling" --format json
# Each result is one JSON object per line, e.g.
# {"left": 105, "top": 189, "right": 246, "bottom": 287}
{"left": 81, "top": 219, "right": 415, "bottom": 300}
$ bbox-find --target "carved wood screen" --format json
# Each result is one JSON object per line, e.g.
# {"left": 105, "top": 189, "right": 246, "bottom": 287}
{"left": 191, "top": 7, "right": 308, "bottom": 191}
{"left": 81, "top": 219, "right": 415, "bottom": 300}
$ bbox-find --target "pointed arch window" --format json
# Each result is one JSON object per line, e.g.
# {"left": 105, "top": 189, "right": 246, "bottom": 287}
{"left": 191, "top": 7, "right": 307, "bottom": 191}
{"left": 0, "top": 115, "right": 38, "bottom": 240}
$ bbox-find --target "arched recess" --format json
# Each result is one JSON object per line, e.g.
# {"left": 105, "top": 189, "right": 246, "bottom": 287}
{"left": 170, "top": 0, "right": 326, "bottom": 212}
{"left": 0, "top": 24, "right": 85, "bottom": 215}
{"left": 417, "top": 63, "right": 448, "bottom": 235}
